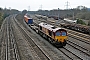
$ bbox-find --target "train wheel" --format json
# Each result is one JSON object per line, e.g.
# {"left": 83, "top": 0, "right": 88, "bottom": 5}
{"left": 36, "top": 30, "right": 38, "bottom": 33}
{"left": 48, "top": 38, "right": 51, "bottom": 42}
{"left": 43, "top": 34, "right": 45, "bottom": 38}
{"left": 54, "top": 44, "right": 63, "bottom": 48}
{"left": 48, "top": 38, "right": 53, "bottom": 43}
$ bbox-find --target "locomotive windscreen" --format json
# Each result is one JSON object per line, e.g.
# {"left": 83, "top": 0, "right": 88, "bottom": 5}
{"left": 55, "top": 31, "right": 67, "bottom": 36}
{"left": 55, "top": 31, "right": 60, "bottom": 36}
{"left": 61, "top": 31, "right": 66, "bottom": 36}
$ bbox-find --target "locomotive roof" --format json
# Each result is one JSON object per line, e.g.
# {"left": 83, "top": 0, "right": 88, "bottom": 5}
{"left": 39, "top": 22, "right": 62, "bottom": 32}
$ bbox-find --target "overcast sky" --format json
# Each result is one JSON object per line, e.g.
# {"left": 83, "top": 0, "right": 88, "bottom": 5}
{"left": 0, "top": 0, "right": 90, "bottom": 11}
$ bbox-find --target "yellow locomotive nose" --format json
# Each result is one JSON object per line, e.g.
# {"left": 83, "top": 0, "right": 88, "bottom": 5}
{"left": 55, "top": 36, "right": 68, "bottom": 42}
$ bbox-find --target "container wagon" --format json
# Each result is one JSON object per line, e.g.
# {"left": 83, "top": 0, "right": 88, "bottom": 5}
{"left": 24, "top": 15, "right": 33, "bottom": 24}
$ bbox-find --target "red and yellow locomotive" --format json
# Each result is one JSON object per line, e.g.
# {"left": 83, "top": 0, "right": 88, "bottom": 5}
{"left": 38, "top": 22, "right": 68, "bottom": 47}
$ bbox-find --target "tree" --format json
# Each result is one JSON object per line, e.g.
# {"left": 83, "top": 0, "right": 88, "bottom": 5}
{"left": 0, "top": 12, "right": 3, "bottom": 28}
{"left": 0, "top": 12, "right": 3, "bottom": 20}
{"left": 76, "top": 6, "right": 87, "bottom": 11}
{"left": 0, "top": 8, "right": 3, "bottom": 11}
{"left": 22, "top": 10, "right": 27, "bottom": 15}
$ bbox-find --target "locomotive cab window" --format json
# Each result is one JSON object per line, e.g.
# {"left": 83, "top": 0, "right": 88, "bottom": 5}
{"left": 49, "top": 30, "right": 52, "bottom": 36}
{"left": 40, "top": 26, "right": 42, "bottom": 30}
{"left": 61, "top": 31, "right": 66, "bottom": 36}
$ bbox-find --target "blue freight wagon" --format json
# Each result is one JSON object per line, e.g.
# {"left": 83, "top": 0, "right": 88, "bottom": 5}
{"left": 28, "top": 18, "right": 33, "bottom": 24}
{"left": 24, "top": 15, "right": 33, "bottom": 25}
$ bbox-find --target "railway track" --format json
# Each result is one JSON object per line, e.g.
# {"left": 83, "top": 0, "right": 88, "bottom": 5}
{"left": 59, "top": 47, "right": 82, "bottom": 60}
{"left": 0, "top": 16, "right": 20, "bottom": 60}
{"left": 68, "top": 30, "right": 90, "bottom": 39}
{"left": 67, "top": 40, "right": 90, "bottom": 56}
{"left": 13, "top": 15, "right": 51, "bottom": 60}
{"left": 68, "top": 32, "right": 90, "bottom": 45}
{"left": 9, "top": 22, "right": 20, "bottom": 60}
{"left": 31, "top": 15, "right": 90, "bottom": 60}
{"left": 67, "top": 42, "right": 90, "bottom": 59}
{"left": 16, "top": 14, "right": 68, "bottom": 60}
{"left": 58, "top": 38, "right": 90, "bottom": 60}
{"left": 34, "top": 20, "right": 90, "bottom": 60}
{"left": 0, "top": 18, "right": 7, "bottom": 60}
{"left": 1, "top": 14, "right": 90, "bottom": 60}
{"left": 10, "top": 14, "right": 89, "bottom": 60}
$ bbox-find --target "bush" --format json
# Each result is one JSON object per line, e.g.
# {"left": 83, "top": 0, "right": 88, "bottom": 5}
{"left": 76, "top": 19, "right": 86, "bottom": 25}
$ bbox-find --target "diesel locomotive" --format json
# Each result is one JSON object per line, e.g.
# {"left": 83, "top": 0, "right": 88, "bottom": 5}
{"left": 38, "top": 22, "right": 68, "bottom": 47}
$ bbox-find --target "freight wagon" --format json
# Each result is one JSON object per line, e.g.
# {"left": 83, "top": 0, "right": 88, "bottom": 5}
{"left": 24, "top": 15, "right": 33, "bottom": 24}
{"left": 60, "top": 23, "right": 90, "bottom": 34}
